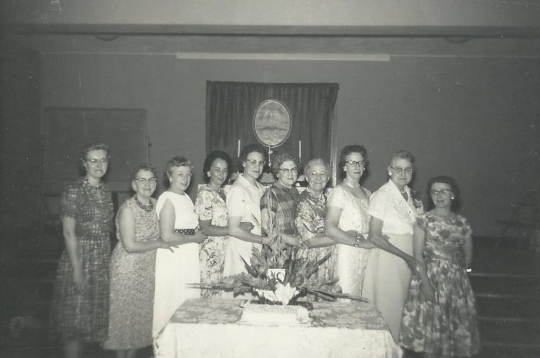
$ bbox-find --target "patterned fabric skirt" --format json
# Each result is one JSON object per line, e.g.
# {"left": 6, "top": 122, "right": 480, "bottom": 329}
{"left": 199, "top": 236, "right": 227, "bottom": 298}
{"left": 103, "top": 246, "right": 156, "bottom": 350}
{"left": 399, "top": 258, "right": 480, "bottom": 356}
{"left": 50, "top": 237, "right": 110, "bottom": 343}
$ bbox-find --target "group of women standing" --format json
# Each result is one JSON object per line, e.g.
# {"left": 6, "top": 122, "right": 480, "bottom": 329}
{"left": 50, "top": 141, "right": 480, "bottom": 358}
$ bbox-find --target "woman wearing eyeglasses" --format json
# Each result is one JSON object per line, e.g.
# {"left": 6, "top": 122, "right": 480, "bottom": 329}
{"left": 325, "top": 145, "right": 376, "bottom": 298}
{"left": 50, "top": 142, "right": 114, "bottom": 358}
{"left": 104, "top": 164, "right": 170, "bottom": 357}
{"left": 362, "top": 150, "right": 424, "bottom": 341}
{"left": 400, "top": 176, "right": 479, "bottom": 357}
{"left": 153, "top": 156, "right": 207, "bottom": 337}
{"left": 260, "top": 153, "right": 301, "bottom": 247}
{"left": 224, "top": 144, "right": 269, "bottom": 277}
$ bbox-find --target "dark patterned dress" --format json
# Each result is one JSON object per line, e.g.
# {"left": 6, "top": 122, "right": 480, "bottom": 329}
{"left": 103, "top": 196, "right": 159, "bottom": 350}
{"left": 194, "top": 185, "right": 228, "bottom": 298}
{"left": 260, "top": 182, "right": 299, "bottom": 236}
{"left": 399, "top": 213, "right": 480, "bottom": 357}
{"left": 50, "top": 179, "right": 114, "bottom": 343}
{"left": 295, "top": 189, "right": 336, "bottom": 283}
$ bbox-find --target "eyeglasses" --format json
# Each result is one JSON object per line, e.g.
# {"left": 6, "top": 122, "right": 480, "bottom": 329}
{"left": 86, "top": 158, "right": 109, "bottom": 165}
{"left": 430, "top": 189, "right": 453, "bottom": 196}
{"left": 345, "top": 160, "right": 367, "bottom": 168}
{"left": 308, "top": 171, "right": 328, "bottom": 177}
{"left": 279, "top": 168, "right": 298, "bottom": 175}
{"left": 390, "top": 166, "right": 413, "bottom": 174}
{"left": 245, "top": 159, "right": 266, "bottom": 166}
{"left": 135, "top": 177, "right": 158, "bottom": 184}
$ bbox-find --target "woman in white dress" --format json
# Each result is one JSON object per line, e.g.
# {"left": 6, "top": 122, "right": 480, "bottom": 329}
{"left": 224, "top": 144, "right": 270, "bottom": 277}
{"left": 362, "top": 150, "right": 424, "bottom": 341}
{"left": 324, "top": 145, "right": 376, "bottom": 297}
{"left": 153, "top": 157, "right": 206, "bottom": 337}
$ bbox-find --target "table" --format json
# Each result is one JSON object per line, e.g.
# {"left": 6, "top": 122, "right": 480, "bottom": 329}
{"left": 155, "top": 299, "right": 402, "bottom": 358}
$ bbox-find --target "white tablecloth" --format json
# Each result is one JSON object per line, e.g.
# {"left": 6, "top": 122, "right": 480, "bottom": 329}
{"left": 155, "top": 299, "right": 402, "bottom": 358}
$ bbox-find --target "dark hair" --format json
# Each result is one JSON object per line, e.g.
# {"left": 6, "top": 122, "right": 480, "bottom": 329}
{"left": 129, "top": 164, "right": 158, "bottom": 181}
{"left": 427, "top": 175, "right": 461, "bottom": 208}
{"left": 203, "top": 150, "right": 233, "bottom": 183}
{"left": 165, "top": 156, "right": 192, "bottom": 176}
{"left": 271, "top": 153, "right": 299, "bottom": 178}
{"left": 389, "top": 150, "right": 415, "bottom": 165}
{"left": 238, "top": 143, "right": 267, "bottom": 173}
{"left": 339, "top": 144, "right": 368, "bottom": 179}
{"left": 80, "top": 142, "right": 110, "bottom": 162}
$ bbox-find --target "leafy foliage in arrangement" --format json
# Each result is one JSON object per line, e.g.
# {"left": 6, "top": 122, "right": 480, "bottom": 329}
{"left": 195, "top": 187, "right": 367, "bottom": 304}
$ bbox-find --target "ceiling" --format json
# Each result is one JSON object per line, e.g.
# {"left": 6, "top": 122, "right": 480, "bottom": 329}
{"left": 7, "top": 33, "right": 540, "bottom": 59}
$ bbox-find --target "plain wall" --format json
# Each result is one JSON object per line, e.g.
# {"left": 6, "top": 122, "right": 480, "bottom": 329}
{"left": 38, "top": 52, "right": 539, "bottom": 237}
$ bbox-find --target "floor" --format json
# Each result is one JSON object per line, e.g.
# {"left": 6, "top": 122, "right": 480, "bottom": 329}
{"left": 1, "top": 231, "right": 539, "bottom": 358}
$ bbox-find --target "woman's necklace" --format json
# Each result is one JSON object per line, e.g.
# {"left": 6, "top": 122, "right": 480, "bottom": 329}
{"left": 343, "top": 177, "right": 360, "bottom": 189}
{"left": 135, "top": 194, "right": 153, "bottom": 212}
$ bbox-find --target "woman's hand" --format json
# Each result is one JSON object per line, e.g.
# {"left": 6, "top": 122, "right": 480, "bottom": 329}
{"left": 73, "top": 269, "right": 88, "bottom": 292}
{"left": 421, "top": 281, "right": 436, "bottom": 302}
{"left": 239, "top": 221, "right": 254, "bottom": 232}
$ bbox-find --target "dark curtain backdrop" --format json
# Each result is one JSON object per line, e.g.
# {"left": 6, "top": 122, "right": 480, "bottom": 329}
{"left": 206, "top": 81, "right": 339, "bottom": 171}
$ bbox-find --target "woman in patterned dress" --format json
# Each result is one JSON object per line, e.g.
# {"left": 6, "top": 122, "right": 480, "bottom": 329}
{"left": 324, "top": 145, "right": 376, "bottom": 297}
{"left": 50, "top": 142, "right": 114, "bottom": 358}
{"left": 153, "top": 157, "right": 207, "bottom": 337}
{"left": 400, "top": 176, "right": 480, "bottom": 357}
{"left": 295, "top": 158, "right": 337, "bottom": 283}
{"left": 104, "top": 165, "right": 171, "bottom": 358}
{"left": 194, "top": 151, "right": 253, "bottom": 297}
{"left": 260, "top": 153, "right": 301, "bottom": 247}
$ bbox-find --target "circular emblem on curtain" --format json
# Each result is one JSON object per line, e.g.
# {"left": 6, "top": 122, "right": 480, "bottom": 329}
{"left": 253, "top": 99, "right": 292, "bottom": 148}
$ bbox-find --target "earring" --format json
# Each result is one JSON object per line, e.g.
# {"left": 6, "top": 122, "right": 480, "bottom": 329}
{"left": 388, "top": 172, "right": 391, "bottom": 176}
{"left": 451, "top": 196, "right": 455, "bottom": 200}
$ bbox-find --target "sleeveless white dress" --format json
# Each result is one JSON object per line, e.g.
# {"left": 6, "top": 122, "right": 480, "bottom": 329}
{"left": 152, "top": 191, "right": 200, "bottom": 337}
{"left": 326, "top": 185, "right": 371, "bottom": 297}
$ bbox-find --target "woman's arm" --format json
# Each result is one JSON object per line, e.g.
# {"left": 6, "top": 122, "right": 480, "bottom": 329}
{"left": 324, "top": 206, "right": 374, "bottom": 248}
{"left": 368, "top": 216, "right": 420, "bottom": 273}
{"left": 228, "top": 215, "right": 267, "bottom": 244}
{"left": 62, "top": 216, "right": 86, "bottom": 291}
{"left": 118, "top": 206, "right": 171, "bottom": 253}
{"left": 159, "top": 199, "right": 206, "bottom": 245}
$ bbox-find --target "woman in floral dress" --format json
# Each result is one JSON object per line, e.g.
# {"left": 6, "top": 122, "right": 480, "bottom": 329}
{"left": 195, "top": 151, "right": 253, "bottom": 297}
{"left": 104, "top": 165, "right": 171, "bottom": 358}
{"left": 400, "top": 176, "right": 480, "bottom": 357}
{"left": 50, "top": 142, "right": 114, "bottom": 358}
{"left": 295, "top": 158, "right": 337, "bottom": 283}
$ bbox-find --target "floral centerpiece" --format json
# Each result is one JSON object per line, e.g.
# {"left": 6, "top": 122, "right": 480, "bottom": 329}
{"left": 195, "top": 189, "right": 366, "bottom": 306}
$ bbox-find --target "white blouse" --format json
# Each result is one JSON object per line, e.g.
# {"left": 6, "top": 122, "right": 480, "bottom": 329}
{"left": 368, "top": 180, "right": 423, "bottom": 235}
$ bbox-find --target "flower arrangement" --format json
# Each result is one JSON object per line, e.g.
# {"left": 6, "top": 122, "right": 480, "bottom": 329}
{"left": 195, "top": 188, "right": 367, "bottom": 305}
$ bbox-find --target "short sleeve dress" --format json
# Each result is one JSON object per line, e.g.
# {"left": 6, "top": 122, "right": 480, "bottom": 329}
{"left": 103, "top": 196, "right": 159, "bottom": 350}
{"left": 326, "top": 185, "right": 371, "bottom": 297}
{"left": 194, "top": 184, "right": 228, "bottom": 298}
{"left": 153, "top": 191, "right": 200, "bottom": 337}
{"left": 295, "top": 189, "right": 336, "bottom": 283}
{"left": 50, "top": 178, "right": 114, "bottom": 343}
{"left": 399, "top": 213, "right": 480, "bottom": 357}
{"left": 223, "top": 175, "right": 265, "bottom": 277}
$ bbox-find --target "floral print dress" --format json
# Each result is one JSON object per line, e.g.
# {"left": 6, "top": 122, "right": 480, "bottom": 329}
{"left": 295, "top": 189, "right": 336, "bottom": 284}
{"left": 195, "top": 185, "right": 228, "bottom": 298}
{"left": 399, "top": 213, "right": 480, "bottom": 357}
